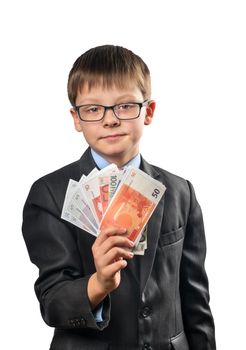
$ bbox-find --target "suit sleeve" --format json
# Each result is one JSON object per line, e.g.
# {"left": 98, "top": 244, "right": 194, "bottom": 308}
{"left": 22, "top": 179, "right": 110, "bottom": 330}
{"left": 180, "top": 181, "right": 216, "bottom": 350}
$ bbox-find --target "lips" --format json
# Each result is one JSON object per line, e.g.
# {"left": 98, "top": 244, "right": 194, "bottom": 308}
{"left": 100, "top": 133, "right": 126, "bottom": 140}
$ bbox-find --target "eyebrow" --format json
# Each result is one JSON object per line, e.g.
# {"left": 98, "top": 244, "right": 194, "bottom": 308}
{"left": 76, "top": 95, "right": 140, "bottom": 105}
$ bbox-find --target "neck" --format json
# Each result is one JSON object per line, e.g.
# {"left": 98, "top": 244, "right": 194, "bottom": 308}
{"left": 103, "top": 153, "right": 138, "bottom": 168}
{"left": 91, "top": 148, "right": 140, "bottom": 169}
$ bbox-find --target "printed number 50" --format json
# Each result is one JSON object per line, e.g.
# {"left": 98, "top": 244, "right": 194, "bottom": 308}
{"left": 152, "top": 188, "right": 160, "bottom": 198}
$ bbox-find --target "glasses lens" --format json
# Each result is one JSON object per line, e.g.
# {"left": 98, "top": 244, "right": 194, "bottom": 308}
{"left": 114, "top": 103, "right": 140, "bottom": 119}
{"left": 79, "top": 105, "right": 104, "bottom": 121}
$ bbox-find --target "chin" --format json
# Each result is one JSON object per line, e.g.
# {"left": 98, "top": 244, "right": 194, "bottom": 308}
{"left": 95, "top": 139, "right": 137, "bottom": 161}
{"left": 101, "top": 147, "right": 127, "bottom": 160}
{"left": 98, "top": 143, "right": 125, "bottom": 155}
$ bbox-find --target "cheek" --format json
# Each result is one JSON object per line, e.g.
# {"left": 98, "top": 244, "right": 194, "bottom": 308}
{"left": 81, "top": 125, "right": 96, "bottom": 138}
{"left": 127, "top": 125, "right": 144, "bottom": 144}
{"left": 133, "top": 120, "right": 145, "bottom": 138}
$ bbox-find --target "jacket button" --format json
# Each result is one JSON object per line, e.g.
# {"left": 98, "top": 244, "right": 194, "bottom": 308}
{"left": 68, "top": 319, "right": 76, "bottom": 327}
{"left": 74, "top": 318, "right": 81, "bottom": 327}
{"left": 141, "top": 306, "right": 151, "bottom": 318}
{"left": 80, "top": 317, "right": 86, "bottom": 327}
{"left": 68, "top": 317, "right": 86, "bottom": 328}
{"left": 142, "top": 344, "right": 152, "bottom": 350}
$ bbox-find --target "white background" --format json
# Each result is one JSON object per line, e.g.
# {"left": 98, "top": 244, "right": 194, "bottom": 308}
{"left": 0, "top": 1, "right": 245, "bottom": 349}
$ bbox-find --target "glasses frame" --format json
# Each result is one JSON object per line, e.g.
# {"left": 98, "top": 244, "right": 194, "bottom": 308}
{"left": 74, "top": 100, "right": 149, "bottom": 122}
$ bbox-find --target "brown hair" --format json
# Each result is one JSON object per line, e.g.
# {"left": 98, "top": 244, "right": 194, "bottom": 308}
{"left": 67, "top": 45, "right": 151, "bottom": 106}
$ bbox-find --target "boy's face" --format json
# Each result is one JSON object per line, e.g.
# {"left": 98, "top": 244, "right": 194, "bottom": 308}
{"left": 70, "top": 83, "right": 155, "bottom": 167}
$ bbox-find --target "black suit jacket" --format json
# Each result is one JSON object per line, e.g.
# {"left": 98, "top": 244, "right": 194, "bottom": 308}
{"left": 22, "top": 148, "right": 216, "bottom": 350}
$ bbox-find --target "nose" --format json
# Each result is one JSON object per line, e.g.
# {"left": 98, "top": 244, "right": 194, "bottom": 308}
{"left": 102, "top": 107, "right": 120, "bottom": 127}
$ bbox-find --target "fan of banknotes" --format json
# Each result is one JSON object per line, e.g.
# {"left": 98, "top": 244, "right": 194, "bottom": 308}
{"left": 61, "top": 164, "right": 166, "bottom": 255}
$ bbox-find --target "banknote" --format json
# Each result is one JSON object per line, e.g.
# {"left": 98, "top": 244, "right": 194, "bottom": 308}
{"left": 133, "top": 226, "right": 148, "bottom": 255}
{"left": 79, "top": 168, "right": 98, "bottom": 184}
{"left": 100, "top": 167, "right": 166, "bottom": 243}
{"left": 61, "top": 179, "right": 83, "bottom": 228}
{"left": 62, "top": 167, "right": 113, "bottom": 234}
{"left": 82, "top": 164, "right": 117, "bottom": 223}
{"left": 68, "top": 185, "right": 98, "bottom": 235}
{"left": 98, "top": 165, "right": 119, "bottom": 213}
{"left": 108, "top": 168, "right": 124, "bottom": 203}
{"left": 61, "top": 179, "right": 96, "bottom": 235}
{"left": 99, "top": 175, "right": 109, "bottom": 214}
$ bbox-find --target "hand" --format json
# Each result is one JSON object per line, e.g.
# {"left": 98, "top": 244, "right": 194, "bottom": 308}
{"left": 87, "top": 227, "right": 134, "bottom": 308}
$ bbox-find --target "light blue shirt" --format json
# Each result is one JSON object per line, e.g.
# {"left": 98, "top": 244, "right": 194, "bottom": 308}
{"left": 90, "top": 148, "right": 141, "bottom": 322}
{"left": 91, "top": 148, "right": 141, "bottom": 170}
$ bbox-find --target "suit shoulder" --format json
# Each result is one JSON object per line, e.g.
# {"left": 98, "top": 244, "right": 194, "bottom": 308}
{"left": 37, "top": 159, "right": 81, "bottom": 186}
{"left": 150, "top": 164, "right": 194, "bottom": 225}
{"left": 31, "top": 148, "right": 94, "bottom": 191}
{"left": 27, "top": 159, "right": 81, "bottom": 206}
{"left": 152, "top": 164, "right": 189, "bottom": 190}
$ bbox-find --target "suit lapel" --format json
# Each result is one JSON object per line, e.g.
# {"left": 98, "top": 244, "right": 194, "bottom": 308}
{"left": 78, "top": 147, "right": 99, "bottom": 176}
{"left": 139, "top": 157, "right": 166, "bottom": 293}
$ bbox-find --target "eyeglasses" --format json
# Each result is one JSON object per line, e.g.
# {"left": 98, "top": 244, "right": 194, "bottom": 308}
{"left": 74, "top": 100, "right": 149, "bottom": 122}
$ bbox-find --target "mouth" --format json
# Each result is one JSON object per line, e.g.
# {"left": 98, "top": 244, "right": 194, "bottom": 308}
{"left": 100, "top": 133, "right": 127, "bottom": 140}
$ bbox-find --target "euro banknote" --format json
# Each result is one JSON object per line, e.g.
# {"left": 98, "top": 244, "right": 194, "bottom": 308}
{"left": 100, "top": 167, "right": 166, "bottom": 243}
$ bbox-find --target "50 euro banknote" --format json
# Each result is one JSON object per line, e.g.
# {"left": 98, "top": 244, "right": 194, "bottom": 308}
{"left": 99, "top": 167, "right": 166, "bottom": 243}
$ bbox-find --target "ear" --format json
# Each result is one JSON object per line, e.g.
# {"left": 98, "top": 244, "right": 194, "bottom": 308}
{"left": 70, "top": 108, "right": 83, "bottom": 132}
{"left": 144, "top": 100, "right": 156, "bottom": 125}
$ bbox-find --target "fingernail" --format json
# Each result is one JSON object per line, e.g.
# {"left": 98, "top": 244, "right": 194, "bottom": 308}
{"left": 117, "top": 228, "right": 126, "bottom": 234}
{"left": 129, "top": 240, "right": 135, "bottom": 247}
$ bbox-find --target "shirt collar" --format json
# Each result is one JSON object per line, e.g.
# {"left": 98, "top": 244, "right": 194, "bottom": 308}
{"left": 90, "top": 148, "right": 141, "bottom": 170}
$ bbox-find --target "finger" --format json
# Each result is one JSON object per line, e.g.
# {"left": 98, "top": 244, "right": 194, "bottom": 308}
{"left": 93, "top": 227, "right": 128, "bottom": 251}
{"left": 103, "top": 259, "right": 128, "bottom": 278}
{"left": 96, "top": 227, "right": 127, "bottom": 244}
{"left": 93, "top": 235, "right": 134, "bottom": 258}
{"left": 99, "top": 246, "right": 134, "bottom": 267}
{"left": 103, "top": 234, "right": 134, "bottom": 250}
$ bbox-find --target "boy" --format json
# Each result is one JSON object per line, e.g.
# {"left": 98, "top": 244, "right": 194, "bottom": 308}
{"left": 22, "top": 45, "right": 216, "bottom": 350}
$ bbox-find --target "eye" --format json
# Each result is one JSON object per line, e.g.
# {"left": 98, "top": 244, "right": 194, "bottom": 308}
{"left": 87, "top": 105, "right": 100, "bottom": 113}
{"left": 117, "top": 103, "right": 135, "bottom": 110}
{"left": 80, "top": 105, "right": 101, "bottom": 113}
